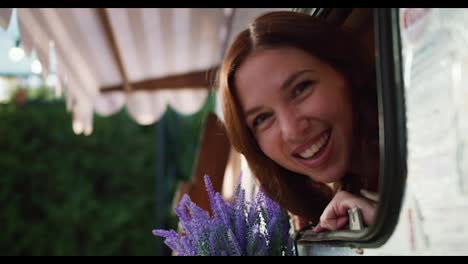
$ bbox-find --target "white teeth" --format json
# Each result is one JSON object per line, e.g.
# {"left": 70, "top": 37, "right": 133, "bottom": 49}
{"left": 298, "top": 132, "right": 329, "bottom": 159}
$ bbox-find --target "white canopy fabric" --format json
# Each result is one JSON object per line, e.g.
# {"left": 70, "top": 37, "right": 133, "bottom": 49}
{"left": 0, "top": 8, "right": 287, "bottom": 134}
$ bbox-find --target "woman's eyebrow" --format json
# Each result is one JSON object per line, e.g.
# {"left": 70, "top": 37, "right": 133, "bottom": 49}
{"left": 244, "top": 69, "right": 315, "bottom": 119}
{"left": 245, "top": 106, "right": 263, "bottom": 119}
{"left": 280, "top": 69, "right": 315, "bottom": 92}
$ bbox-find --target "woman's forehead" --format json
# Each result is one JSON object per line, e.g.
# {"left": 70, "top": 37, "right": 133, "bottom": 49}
{"left": 234, "top": 48, "right": 322, "bottom": 92}
{"left": 236, "top": 47, "right": 322, "bottom": 81}
{"left": 234, "top": 48, "right": 313, "bottom": 110}
{"left": 239, "top": 48, "right": 317, "bottom": 82}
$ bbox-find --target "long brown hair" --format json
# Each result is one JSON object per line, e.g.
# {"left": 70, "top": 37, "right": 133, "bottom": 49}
{"left": 219, "top": 11, "right": 378, "bottom": 223}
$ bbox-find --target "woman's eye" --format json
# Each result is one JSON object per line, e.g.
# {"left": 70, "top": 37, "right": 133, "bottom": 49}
{"left": 252, "top": 113, "right": 270, "bottom": 128}
{"left": 292, "top": 80, "right": 315, "bottom": 98}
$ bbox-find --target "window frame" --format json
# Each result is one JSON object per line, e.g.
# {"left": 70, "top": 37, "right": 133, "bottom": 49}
{"left": 295, "top": 8, "right": 408, "bottom": 250}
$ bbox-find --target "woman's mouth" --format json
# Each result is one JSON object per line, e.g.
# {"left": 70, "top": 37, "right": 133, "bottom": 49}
{"left": 292, "top": 129, "right": 333, "bottom": 168}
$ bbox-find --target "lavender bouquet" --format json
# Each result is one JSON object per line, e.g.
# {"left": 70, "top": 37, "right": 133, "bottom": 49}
{"left": 153, "top": 175, "right": 294, "bottom": 256}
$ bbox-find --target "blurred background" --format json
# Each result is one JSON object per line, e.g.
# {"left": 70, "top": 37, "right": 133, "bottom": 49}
{"left": 0, "top": 93, "right": 212, "bottom": 256}
{"left": 0, "top": 9, "right": 215, "bottom": 256}
{"left": 0, "top": 8, "right": 286, "bottom": 256}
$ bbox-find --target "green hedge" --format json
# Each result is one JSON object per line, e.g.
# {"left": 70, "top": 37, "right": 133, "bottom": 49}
{"left": 0, "top": 97, "right": 211, "bottom": 255}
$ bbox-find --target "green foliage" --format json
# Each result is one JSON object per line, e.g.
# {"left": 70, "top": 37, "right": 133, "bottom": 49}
{"left": 155, "top": 93, "right": 215, "bottom": 239}
{"left": 2, "top": 77, "right": 57, "bottom": 103}
{"left": 0, "top": 102, "right": 156, "bottom": 255}
{"left": 0, "top": 90, "right": 213, "bottom": 255}
{"left": 165, "top": 92, "right": 215, "bottom": 181}
{"left": 23, "top": 84, "right": 57, "bottom": 102}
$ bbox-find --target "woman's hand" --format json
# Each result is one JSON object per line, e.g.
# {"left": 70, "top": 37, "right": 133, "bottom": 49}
{"left": 313, "top": 190, "right": 376, "bottom": 232}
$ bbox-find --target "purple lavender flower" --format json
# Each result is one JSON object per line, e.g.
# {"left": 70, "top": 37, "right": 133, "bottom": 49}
{"left": 232, "top": 187, "right": 246, "bottom": 252}
{"left": 205, "top": 176, "right": 230, "bottom": 232}
{"left": 153, "top": 174, "right": 294, "bottom": 256}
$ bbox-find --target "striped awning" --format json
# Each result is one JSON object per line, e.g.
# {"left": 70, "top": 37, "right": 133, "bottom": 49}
{"left": 0, "top": 8, "right": 286, "bottom": 134}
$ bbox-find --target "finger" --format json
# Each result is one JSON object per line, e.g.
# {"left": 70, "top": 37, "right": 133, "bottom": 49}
{"left": 320, "top": 216, "right": 349, "bottom": 231}
{"left": 334, "top": 216, "right": 349, "bottom": 230}
{"left": 341, "top": 198, "right": 376, "bottom": 226}
{"left": 312, "top": 224, "right": 324, "bottom": 233}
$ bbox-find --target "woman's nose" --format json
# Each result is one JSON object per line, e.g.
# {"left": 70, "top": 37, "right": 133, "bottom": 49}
{"left": 279, "top": 111, "right": 309, "bottom": 143}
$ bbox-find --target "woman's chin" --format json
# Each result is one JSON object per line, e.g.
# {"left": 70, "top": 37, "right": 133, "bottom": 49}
{"left": 306, "top": 167, "right": 347, "bottom": 185}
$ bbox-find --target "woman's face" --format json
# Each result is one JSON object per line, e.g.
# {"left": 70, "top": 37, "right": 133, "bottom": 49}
{"left": 235, "top": 47, "right": 353, "bottom": 184}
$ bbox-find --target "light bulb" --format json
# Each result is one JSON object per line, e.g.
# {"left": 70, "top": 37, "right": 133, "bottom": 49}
{"left": 31, "top": 59, "right": 42, "bottom": 74}
{"left": 9, "top": 46, "right": 25, "bottom": 62}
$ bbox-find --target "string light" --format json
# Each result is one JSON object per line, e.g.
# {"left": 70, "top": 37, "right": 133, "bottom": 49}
{"left": 8, "top": 39, "right": 24, "bottom": 62}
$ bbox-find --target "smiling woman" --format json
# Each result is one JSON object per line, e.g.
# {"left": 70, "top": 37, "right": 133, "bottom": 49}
{"left": 236, "top": 47, "right": 354, "bottom": 186}
{"left": 219, "top": 11, "right": 379, "bottom": 231}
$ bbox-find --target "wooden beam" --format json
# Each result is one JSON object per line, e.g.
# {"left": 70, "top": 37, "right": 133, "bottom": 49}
{"left": 97, "top": 8, "right": 132, "bottom": 92}
{"left": 100, "top": 66, "right": 219, "bottom": 93}
{"left": 188, "top": 113, "right": 231, "bottom": 214}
